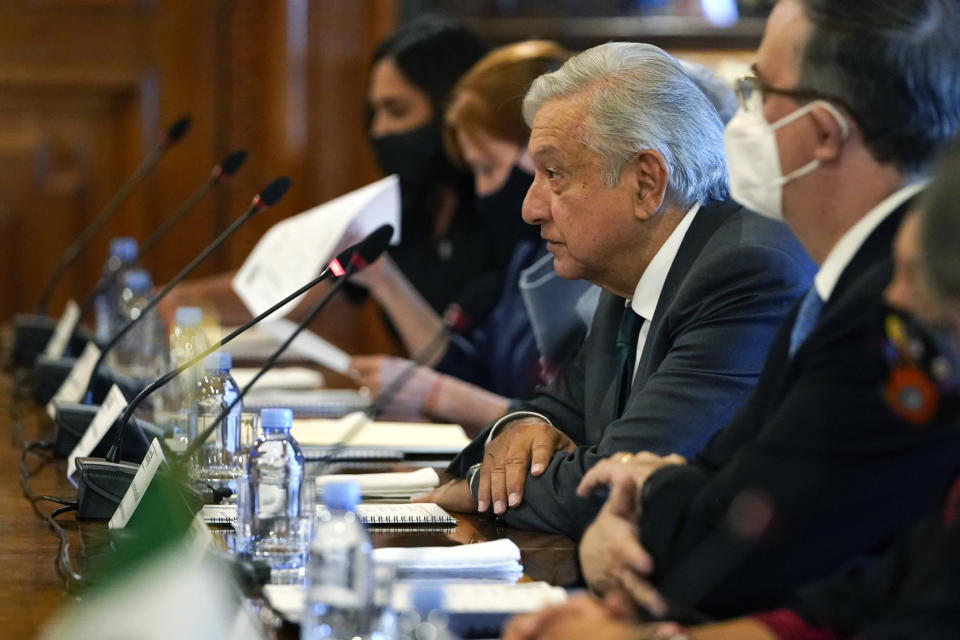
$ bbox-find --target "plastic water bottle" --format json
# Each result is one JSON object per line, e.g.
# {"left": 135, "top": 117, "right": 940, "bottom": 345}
{"left": 94, "top": 236, "right": 138, "bottom": 344}
{"left": 188, "top": 351, "right": 243, "bottom": 491}
{"left": 237, "top": 408, "right": 307, "bottom": 572}
{"left": 303, "top": 481, "right": 374, "bottom": 640}
{"left": 109, "top": 268, "right": 164, "bottom": 380}
{"left": 399, "top": 586, "right": 458, "bottom": 640}
{"left": 156, "top": 306, "right": 210, "bottom": 446}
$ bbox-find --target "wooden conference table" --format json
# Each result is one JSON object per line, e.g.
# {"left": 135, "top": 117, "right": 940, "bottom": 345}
{"left": 0, "top": 347, "right": 580, "bottom": 639}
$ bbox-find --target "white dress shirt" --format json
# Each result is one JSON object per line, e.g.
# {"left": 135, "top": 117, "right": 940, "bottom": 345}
{"left": 813, "top": 182, "right": 927, "bottom": 303}
{"left": 627, "top": 202, "right": 700, "bottom": 379}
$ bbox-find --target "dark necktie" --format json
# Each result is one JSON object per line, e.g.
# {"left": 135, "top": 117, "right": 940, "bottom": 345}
{"left": 788, "top": 287, "right": 825, "bottom": 358}
{"left": 614, "top": 305, "right": 644, "bottom": 418}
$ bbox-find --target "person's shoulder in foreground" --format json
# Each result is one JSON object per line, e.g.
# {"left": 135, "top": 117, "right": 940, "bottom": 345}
{"left": 601, "top": 0, "right": 960, "bottom": 619}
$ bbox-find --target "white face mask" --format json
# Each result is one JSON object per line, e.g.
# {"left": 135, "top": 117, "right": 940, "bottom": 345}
{"left": 724, "top": 93, "right": 849, "bottom": 220}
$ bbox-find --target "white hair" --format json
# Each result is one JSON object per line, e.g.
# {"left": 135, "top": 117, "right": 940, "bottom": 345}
{"left": 523, "top": 42, "right": 728, "bottom": 208}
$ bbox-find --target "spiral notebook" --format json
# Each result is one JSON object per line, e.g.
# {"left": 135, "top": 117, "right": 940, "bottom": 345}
{"left": 200, "top": 502, "right": 455, "bottom": 527}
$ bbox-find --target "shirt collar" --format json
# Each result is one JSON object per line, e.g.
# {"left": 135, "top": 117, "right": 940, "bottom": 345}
{"left": 629, "top": 203, "right": 701, "bottom": 320}
{"left": 813, "top": 182, "right": 927, "bottom": 302}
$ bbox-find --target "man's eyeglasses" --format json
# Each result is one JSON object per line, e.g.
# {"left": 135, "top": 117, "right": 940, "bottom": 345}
{"left": 734, "top": 75, "right": 857, "bottom": 121}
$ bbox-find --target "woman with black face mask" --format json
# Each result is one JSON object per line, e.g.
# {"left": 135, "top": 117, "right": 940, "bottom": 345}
{"left": 358, "top": 15, "right": 497, "bottom": 315}
{"left": 351, "top": 41, "right": 599, "bottom": 437}
{"left": 156, "top": 16, "right": 492, "bottom": 329}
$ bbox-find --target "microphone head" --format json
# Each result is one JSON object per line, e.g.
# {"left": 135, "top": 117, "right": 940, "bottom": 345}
{"left": 255, "top": 177, "right": 291, "bottom": 209}
{"left": 353, "top": 224, "right": 393, "bottom": 267}
{"left": 219, "top": 150, "right": 248, "bottom": 177}
{"left": 443, "top": 272, "right": 502, "bottom": 332}
{"left": 327, "top": 225, "right": 394, "bottom": 277}
{"left": 163, "top": 116, "right": 191, "bottom": 146}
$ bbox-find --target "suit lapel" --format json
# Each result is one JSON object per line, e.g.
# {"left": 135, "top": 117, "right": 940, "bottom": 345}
{"left": 767, "top": 200, "right": 912, "bottom": 402}
{"left": 633, "top": 200, "right": 738, "bottom": 386}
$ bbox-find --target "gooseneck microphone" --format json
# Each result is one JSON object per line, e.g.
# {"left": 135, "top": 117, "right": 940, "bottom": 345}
{"left": 364, "top": 270, "right": 502, "bottom": 419}
{"left": 35, "top": 115, "right": 192, "bottom": 314}
{"left": 101, "top": 225, "right": 394, "bottom": 465}
{"left": 172, "top": 224, "right": 395, "bottom": 467}
{"left": 82, "top": 177, "right": 291, "bottom": 401}
{"left": 76, "top": 149, "right": 249, "bottom": 320}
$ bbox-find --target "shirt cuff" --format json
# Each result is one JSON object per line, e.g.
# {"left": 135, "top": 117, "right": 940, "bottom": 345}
{"left": 752, "top": 609, "right": 842, "bottom": 640}
{"left": 485, "top": 411, "right": 555, "bottom": 446}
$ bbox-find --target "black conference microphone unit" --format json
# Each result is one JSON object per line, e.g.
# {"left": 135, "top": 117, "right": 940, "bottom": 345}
{"left": 80, "top": 176, "right": 291, "bottom": 404}
{"left": 442, "top": 271, "right": 503, "bottom": 334}
{"left": 360, "top": 270, "right": 502, "bottom": 422}
{"left": 13, "top": 115, "right": 192, "bottom": 367}
{"left": 72, "top": 227, "right": 392, "bottom": 519}
{"left": 174, "top": 224, "right": 395, "bottom": 466}
{"left": 46, "top": 177, "right": 289, "bottom": 450}
{"left": 76, "top": 149, "right": 249, "bottom": 321}
{"left": 32, "top": 151, "right": 250, "bottom": 407}
{"left": 307, "top": 263, "right": 497, "bottom": 475}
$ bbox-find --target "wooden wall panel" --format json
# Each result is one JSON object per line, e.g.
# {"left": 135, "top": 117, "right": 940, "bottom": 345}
{"left": 0, "top": 0, "right": 397, "bottom": 336}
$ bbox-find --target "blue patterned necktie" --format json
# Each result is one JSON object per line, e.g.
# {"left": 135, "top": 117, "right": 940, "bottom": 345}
{"left": 789, "top": 286, "right": 825, "bottom": 357}
{"left": 614, "top": 305, "right": 645, "bottom": 418}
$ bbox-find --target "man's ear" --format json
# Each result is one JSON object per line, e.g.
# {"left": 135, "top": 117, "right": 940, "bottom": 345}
{"left": 627, "top": 149, "right": 668, "bottom": 220}
{"left": 810, "top": 104, "right": 851, "bottom": 163}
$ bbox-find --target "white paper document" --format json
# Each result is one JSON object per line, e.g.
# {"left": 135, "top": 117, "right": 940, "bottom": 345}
{"left": 232, "top": 175, "right": 400, "bottom": 318}
{"left": 230, "top": 366, "right": 325, "bottom": 390}
{"left": 291, "top": 412, "right": 470, "bottom": 455}
{"left": 373, "top": 538, "right": 523, "bottom": 579}
{"left": 43, "top": 299, "right": 80, "bottom": 358}
{"left": 315, "top": 467, "right": 440, "bottom": 498}
{"left": 66, "top": 385, "right": 127, "bottom": 483}
{"left": 257, "top": 319, "right": 350, "bottom": 373}
{"left": 109, "top": 438, "right": 166, "bottom": 529}
{"left": 46, "top": 342, "right": 101, "bottom": 419}
{"left": 264, "top": 581, "right": 567, "bottom": 623}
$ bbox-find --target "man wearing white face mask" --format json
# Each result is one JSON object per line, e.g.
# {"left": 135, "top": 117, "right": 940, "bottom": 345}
{"left": 574, "top": 0, "right": 960, "bottom": 622}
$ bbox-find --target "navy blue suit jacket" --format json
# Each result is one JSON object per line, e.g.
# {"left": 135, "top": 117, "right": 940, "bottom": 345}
{"left": 447, "top": 200, "right": 815, "bottom": 538}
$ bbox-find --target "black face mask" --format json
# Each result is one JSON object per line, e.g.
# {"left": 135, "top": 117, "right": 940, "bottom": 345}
{"left": 474, "top": 164, "right": 538, "bottom": 240}
{"left": 369, "top": 120, "right": 443, "bottom": 192}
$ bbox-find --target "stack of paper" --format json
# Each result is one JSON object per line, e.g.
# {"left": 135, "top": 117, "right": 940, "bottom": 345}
{"left": 292, "top": 412, "right": 470, "bottom": 456}
{"left": 231, "top": 366, "right": 324, "bottom": 390}
{"left": 263, "top": 581, "right": 566, "bottom": 623}
{"left": 315, "top": 468, "right": 440, "bottom": 499}
{"left": 373, "top": 538, "right": 523, "bottom": 581}
{"left": 244, "top": 389, "right": 371, "bottom": 419}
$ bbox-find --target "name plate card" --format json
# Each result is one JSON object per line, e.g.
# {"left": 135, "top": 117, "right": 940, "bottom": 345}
{"left": 43, "top": 300, "right": 80, "bottom": 358}
{"left": 108, "top": 438, "right": 165, "bottom": 529}
{"left": 46, "top": 342, "right": 101, "bottom": 419}
{"left": 66, "top": 385, "right": 127, "bottom": 484}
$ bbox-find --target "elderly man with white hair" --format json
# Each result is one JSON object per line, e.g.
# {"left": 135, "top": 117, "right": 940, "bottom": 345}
{"left": 417, "top": 42, "right": 814, "bottom": 538}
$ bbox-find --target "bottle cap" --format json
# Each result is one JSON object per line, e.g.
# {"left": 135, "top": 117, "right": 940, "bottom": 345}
{"left": 174, "top": 306, "right": 203, "bottom": 327}
{"left": 202, "top": 351, "right": 232, "bottom": 371}
{"left": 410, "top": 585, "right": 446, "bottom": 615}
{"left": 122, "top": 269, "right": 152, "bottom": 292}
{"left": 109, "top": 237, "right": 138, "bottom": 262}
{"left": 260, "top": 407, "right": 293, "bottom": 432}
{"left": 322, "top": 481, "right": 361, "bottom": 512}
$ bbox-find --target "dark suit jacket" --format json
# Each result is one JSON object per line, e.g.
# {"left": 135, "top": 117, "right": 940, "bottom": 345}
{"left": 789, "top": 508, "right": 960, "bottom": 639}
{"left": 641, "top": 201, "right": 960, "bottom": 618}
{"left": 447, "top": 199, "right": 816, "bottom": 538}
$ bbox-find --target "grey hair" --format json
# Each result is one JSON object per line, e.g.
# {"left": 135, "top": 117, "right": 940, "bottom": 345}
{"left": 522, "top": 42, "right": 728, "bottom": 208}
{"left": 679, "top": 60, "right": 738, "bottom": 124}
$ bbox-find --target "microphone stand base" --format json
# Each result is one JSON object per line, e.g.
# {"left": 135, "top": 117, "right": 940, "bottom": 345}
{"left": 75, "top": 457, "right": 139, "bottom": 520}
{"left": 52, "top": 401, "right": 163, "bottom": 460}
{"left": 13, "top": 313, "right": 91, "bottom": 368}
